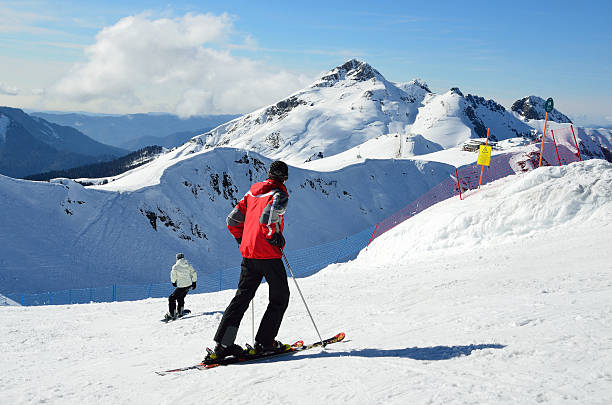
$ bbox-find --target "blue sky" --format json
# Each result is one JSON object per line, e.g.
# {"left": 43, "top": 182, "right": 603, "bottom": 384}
{"left": 0, "top": 0, "right": 610, "bottom": 124}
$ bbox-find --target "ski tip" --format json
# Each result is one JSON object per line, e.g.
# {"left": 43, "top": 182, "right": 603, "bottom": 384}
{"left": 336, "top": 332, "right": 346, "bottom": 341}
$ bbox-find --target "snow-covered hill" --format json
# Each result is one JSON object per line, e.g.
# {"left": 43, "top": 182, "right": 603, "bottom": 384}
{"left": 196, "top": 60, "right": 535, "bottom": 164}
{"left": 0, "top": 160, "right": 610, "bottom": 404}
{"left": 0, "top": 145, "right": 453, "bottom": 294}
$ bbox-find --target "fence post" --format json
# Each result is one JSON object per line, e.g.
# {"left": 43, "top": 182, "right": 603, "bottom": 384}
{"left": 49, "top": 291, "right": 52, "bottom": 305}
{"left": 113, "top": 284, "right": 117, "bottom": 301}
{"left": 551, "top": 130, "right": 561, "bottom": 165}
{"left": 538, "top": 112, "right": 550, "bottom": 167}
{"left": 89, "top": 288, "right": 94, "bottom": 303}
{"left": 455, "top": 168, "right": 463, "bottom": 200}
{"left": 367, "top": 224, "right": 379, "bottom": 247}
{"left": 147, "top": 284, "right": 152, "bottom": 298}
{"left": 69, "top": 289, "right": 72, "bottom": 304}
{"left": 570, "top": 125, "right": 582, "bottom": 161}
{"left": 20, "top": 294, "right": 24, "bottom": 306}
{"left": 478, "top": 128, "right": 491, "bottom": 189}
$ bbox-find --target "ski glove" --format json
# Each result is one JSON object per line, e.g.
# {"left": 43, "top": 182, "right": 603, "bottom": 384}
{"left": 267, "top": 232, "right": 285, "bottom": 248}
{"left": 191, "top": 281, "right": 196, "bottom": 290}
{"left": 172, "top": 282, "right": 177, "bottom": 287}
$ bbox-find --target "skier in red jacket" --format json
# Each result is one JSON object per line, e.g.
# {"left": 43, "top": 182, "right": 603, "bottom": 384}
{"left": 204, "top": 161, "right": 291, "bottom": 363}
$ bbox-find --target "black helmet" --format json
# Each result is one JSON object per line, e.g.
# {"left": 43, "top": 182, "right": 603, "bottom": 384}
{"left": 176, "top": 253, "right": 184, "bottom": 260}
{"left": 268, "top": 161, "right": 288, "bottom": 182}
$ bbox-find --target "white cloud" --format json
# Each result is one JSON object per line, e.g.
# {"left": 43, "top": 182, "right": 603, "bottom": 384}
{"left": 605, "top": 116, "right": 612, "bottom": 122}
{"left": 0, "top": 82, "right": 19, "bottom": 95}
{"left": 50, "top": 12, "right": 313, "bottom": 116}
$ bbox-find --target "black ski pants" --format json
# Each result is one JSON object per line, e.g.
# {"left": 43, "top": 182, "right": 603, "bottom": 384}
{"left": 214, "top": 257, "right": 289, "bottom": 347}
{"left": 168, "top": 286, "right": 190, "bottom": 314}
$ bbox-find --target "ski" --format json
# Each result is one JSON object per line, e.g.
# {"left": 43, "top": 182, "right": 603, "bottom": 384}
{"left": 155, "top": 332, "right": 345, "bottom": 375}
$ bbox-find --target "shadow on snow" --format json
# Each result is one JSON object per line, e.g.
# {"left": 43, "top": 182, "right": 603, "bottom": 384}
{"left": 260, "top": 343, "right": 506, "bottom": 363}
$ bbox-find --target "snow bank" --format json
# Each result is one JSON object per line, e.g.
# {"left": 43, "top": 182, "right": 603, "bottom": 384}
{"left": 361, "top": 159, "right": 612, "bottom": 265}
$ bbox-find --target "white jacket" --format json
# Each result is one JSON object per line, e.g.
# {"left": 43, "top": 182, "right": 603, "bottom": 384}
{"left": 171, "top": 258, "right": 197, "bottom": 288}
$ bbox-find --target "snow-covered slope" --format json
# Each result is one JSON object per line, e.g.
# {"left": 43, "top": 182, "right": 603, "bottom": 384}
{"left": 0, "top": 146, "right": 453, "bottom": 294}
{"left": 410, "top": 88, "right": 533, "bottom": 148}
{"left": 0, "top": 160, "right": 610, "bottom": 404}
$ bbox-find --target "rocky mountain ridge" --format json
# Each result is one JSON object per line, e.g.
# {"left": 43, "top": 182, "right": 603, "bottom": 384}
{"left": 195, "top": 59, "right": 558, "bottom": 164}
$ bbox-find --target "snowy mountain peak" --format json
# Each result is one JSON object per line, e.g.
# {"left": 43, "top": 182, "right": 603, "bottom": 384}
{"left": 313, "top": 59, "right": 383, "bottom": 87}
{"left": 450, "top": 87, "right": 464, "bottom": 97}
{"left": 511, "top": 96, "right": 572, "bottom": 123}
{"left": 408, "top": 78, "right": 431, "bottom": 93}
{"left": 396, "top": 79, "right": 431, "bottom": 101}
{"left": 175, "top": 60, "right": 577, "bottom": 167}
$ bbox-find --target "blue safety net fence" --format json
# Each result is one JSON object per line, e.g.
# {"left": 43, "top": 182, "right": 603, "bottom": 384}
{"left": 6, "top": 226, "right": 375, "bottom": 306}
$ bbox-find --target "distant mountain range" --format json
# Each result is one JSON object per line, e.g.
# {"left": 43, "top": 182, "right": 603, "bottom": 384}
{"left": 0, "top": 108, "right": 238, "bottom": 178}
{"left": 31, "top": 112, "right": 239, "bottom": 150}
{"left": 25, "top": 146, "right": 165, "bottom": 182}
{"left": 117, "top": 128, "right": 212, "bottom": 151}
{"left": 0, "top": 107, "right": 127, "bottom": 178}
{"left": 196, "top": 59, "right": 572, "bottom": 165}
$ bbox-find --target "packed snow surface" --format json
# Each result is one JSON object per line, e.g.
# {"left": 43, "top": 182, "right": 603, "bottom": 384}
{"left": 1, "top": 160, "right": 611, "bottom": 404}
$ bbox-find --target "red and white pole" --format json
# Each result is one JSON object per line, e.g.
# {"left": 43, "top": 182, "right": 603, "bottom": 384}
{"left": 551, "top": 130, "right": 561, "bottom": 165}
{"left": 570, "top": 125, "right": 582, "bottom": 161}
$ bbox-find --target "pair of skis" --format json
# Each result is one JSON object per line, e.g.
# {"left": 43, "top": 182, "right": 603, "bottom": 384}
{"left": 156, "top": 332, "right": 345, "bottom": 375}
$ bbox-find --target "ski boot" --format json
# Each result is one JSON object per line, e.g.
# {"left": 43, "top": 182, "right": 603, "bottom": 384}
{"left": 203, "top": 343, "right": 244, "bottom": 364}
{"left": 245, "top": 340, "right": 292, "bottom": 356}
{"left": 163, "top": 311, "right": 177, "bottom": 322}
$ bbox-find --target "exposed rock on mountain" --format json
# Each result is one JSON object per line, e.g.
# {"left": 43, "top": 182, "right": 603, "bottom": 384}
{"left": 511, "top": 96, "right": 572, "bottom": 123}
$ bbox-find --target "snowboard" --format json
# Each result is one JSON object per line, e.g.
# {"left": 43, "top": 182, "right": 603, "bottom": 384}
{"left": 161, "top": 309, "right": 191, "bottom": 323}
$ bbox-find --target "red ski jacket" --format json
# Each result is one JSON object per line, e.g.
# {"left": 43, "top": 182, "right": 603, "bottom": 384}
{"left": 226, "top": 178, "right": 289, "bottom": 259}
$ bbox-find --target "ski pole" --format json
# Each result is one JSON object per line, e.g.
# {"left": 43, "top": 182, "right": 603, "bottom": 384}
{"left": 251, "top": 300, "right": 255, "bottom": 346}
{"left": 281, "top": 251, "right": 325, "bottom": 347}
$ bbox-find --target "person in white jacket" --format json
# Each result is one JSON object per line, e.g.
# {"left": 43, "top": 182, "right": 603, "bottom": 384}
{"left": 165, "top": 253, "right": 198, "bottom": 320}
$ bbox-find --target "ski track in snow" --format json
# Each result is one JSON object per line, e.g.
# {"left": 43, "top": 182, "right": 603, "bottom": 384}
{"left": 1, "top": 161, "right": 611, "bottom": 404}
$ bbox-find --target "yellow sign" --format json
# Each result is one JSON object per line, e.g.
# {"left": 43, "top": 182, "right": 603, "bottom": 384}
{"left": 477, "top": 145, "right": 492, "bottom": 166}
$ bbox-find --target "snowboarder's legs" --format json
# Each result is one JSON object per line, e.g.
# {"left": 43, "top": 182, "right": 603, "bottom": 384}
{"left": 168, "top": 286, "right": 190, "bottom": 316}
{"left": 213, "top": 259, "right": 263, "bottom": 346}
{"left": 255, "top": 258, "right": 289, "bottom": 346}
